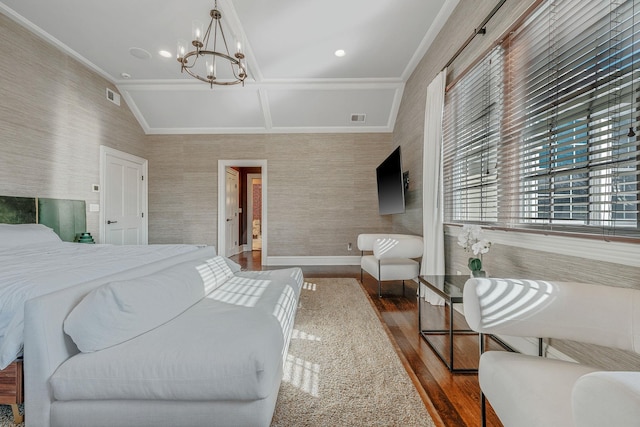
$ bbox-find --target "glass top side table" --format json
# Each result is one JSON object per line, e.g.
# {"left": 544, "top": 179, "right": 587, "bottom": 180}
{"left": 418, "top": 275, "right": 478, "bottom": 373}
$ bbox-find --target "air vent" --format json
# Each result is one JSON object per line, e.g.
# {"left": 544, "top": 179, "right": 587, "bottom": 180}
{"left": 106, "top": 88, "right": 121, "bottom": 106}
{"left": 128, "top": 47, "right": 152, "bottom": 60}
{"left": 350, "top": 113, "right": 366, "bottom": 123}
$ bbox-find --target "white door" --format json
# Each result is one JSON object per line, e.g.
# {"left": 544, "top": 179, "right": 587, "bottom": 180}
{"left": 101, "top": 147, "right": 148, "bottom": 245}
{"left": 225, "top": 167, "right": 240, "bottom": 256}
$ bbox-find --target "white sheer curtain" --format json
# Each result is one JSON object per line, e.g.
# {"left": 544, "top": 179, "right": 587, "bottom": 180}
{"left": 421, "top": 69, "right": 446, "bottom": 305}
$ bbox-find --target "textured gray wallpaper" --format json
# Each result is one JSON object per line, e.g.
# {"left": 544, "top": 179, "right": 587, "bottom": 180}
{"left": 0, "top": 14, "right": 146, "bottom": 241}
{"left": 145, "top": 133, "right": 395, "bottom": 256}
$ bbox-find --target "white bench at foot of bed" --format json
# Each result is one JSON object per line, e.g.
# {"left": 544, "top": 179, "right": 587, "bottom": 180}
{"left": 24, "top": 255, "right": 303, "bottom": 427}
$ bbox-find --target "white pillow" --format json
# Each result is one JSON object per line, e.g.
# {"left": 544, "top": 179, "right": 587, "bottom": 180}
{"left": 64, "top": 256, "right": 235, "bottom": 352}
{"left": 0, "top": 223, "right": 62, "bottom": 248}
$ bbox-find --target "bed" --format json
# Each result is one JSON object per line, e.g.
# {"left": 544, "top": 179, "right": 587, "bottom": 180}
{"left": 0, "top": 195, "right": 217, "bottom": 423}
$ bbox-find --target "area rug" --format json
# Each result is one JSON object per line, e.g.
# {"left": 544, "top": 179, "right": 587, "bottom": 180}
{"left": 0, "top": 278, "right": 434, "bottom": 427}
{"left": 270, "top": 277, "right": 434, "bottom": 427}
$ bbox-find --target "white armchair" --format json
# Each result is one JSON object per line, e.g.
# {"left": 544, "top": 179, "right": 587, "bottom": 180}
{"left": 357, "top": 234, "right": 423, "bottom": 297}
{"left": 463, "top": 277, "right": 640, "bottom": 427}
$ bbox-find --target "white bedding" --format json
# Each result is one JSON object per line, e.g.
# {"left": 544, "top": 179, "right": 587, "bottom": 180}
{"left": 0, "top": 241, "right": 208, "bottom": 369}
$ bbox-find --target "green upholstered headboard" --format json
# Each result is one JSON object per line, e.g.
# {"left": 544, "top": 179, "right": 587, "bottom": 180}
{"left": 0, "top": 196, "right": 86, "bottom": 242}
{"left": 0, "top": 196, "right": 37, "bottom": 224}
{"left": 38, "top": 198, "right": 86, "bottom": 242}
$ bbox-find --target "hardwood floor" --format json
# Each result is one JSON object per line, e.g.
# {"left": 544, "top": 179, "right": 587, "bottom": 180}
{"left": 230, "top": 251, "right": 504, "bottom": 427}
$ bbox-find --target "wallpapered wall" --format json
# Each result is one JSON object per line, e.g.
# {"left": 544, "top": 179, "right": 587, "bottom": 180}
{"left": 145, "top": 133, "right": 394, "bottom": 256}
{"left": 0, "top": 14, "right": 147, "bottom": 239}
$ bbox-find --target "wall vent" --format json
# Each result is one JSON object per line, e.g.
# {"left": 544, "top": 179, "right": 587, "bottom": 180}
{"left": 350, "top": 113, "right": 366, "bottom": 123}
{"left": 106, "top": 88, "right": 121, "bottom": 106}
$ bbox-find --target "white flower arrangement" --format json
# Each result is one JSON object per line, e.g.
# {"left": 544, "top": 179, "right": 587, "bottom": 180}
{"left": 457, "top": 224, "right": 491, "bottom": 256}
{"left": 457, "top": 224, "right": 491, "bottom": 275}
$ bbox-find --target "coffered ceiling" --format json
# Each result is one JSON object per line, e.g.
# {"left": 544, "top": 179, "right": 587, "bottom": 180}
{"left": 0, "top": 0, "right": 458, "bottom": 134}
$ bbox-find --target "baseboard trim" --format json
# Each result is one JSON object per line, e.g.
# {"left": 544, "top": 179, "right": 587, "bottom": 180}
{"left": 266, "top": 256, "right": 361, "bottom": 266}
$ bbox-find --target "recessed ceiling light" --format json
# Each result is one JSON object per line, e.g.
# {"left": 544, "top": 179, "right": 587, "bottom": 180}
{"left": 158, "top": 50, "right": 172, "bottom": 58}
{"left": 335, "top": 49, "right": 346, "bottom": 57}
{"left": 120, "top": 72, "right": 131, "bottom": 79}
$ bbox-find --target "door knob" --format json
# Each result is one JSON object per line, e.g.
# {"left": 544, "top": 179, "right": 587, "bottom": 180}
{"left": 107, "top": 220, "right": 118, "bottom": 224}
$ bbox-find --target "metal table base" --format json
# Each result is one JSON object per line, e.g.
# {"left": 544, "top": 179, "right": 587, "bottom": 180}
{"left": 418, "top": 275, "right": 532, "bottom": 374}
{"left": 419, "top": 293, "right": 479, "bottom": 373}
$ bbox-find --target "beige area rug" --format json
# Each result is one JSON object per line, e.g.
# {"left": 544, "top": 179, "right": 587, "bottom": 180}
{"left": 0, "top": 278, "right": 433, "bottom": 427}
{"left": 270, "top": 277, "right": 434, "bottom": 427}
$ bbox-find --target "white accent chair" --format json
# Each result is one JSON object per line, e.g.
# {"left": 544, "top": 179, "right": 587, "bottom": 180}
{"left": 357, "top": 234, "right": 423, "bottom": 297}
{"left": 463, "top": 277, "right": 640, "bottom": 427}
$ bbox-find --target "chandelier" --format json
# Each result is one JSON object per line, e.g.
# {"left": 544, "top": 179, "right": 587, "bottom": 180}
{"left": 177, "top": 0, "right": 247, "bottom": 87}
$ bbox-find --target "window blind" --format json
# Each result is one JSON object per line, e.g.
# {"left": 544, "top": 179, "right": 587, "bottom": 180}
{"left": 442, "top": 46, "right": 504, "bottom": 222}
{"left": 443, "top": 0, "right": 640, "bottom": 238}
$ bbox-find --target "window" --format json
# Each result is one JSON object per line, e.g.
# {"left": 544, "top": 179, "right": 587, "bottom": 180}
{"left": 443, "top": 0, "right": 640, "bottom": 238}
{"left": 442, "top": 47, "right": 503, "bottom": 222}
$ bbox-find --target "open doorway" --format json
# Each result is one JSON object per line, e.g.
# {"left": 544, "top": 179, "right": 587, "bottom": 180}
{"left": 217, "top": 160, "right": 267, "bottom": 265}
{"left": 247, "top": 173, "right": 262, "bottom": 251}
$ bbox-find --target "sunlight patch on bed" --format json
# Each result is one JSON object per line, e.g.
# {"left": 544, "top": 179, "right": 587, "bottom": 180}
{"left": 197, "top": 257, "right": 244, "bottom": 294}
{"left": 282, "top": 354, "right": 320, "bottom": 397}
{"left": 207, "top": 277, "right": 269, "bottom": 307}
{"left": 290, "top": 269, "right": 304, "bottom": 289}
{"left": 196, "top": 263, "right": 216, "bottom": 285}
{"left": 274, "top": 285, "right": 297, "bottom": 334}
{"left": 274, "top": 285, "right": 298, "bottom": 362}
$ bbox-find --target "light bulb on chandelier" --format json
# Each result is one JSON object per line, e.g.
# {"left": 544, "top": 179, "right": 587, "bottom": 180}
{"left": 177, "top": 0, "right": 247, "bottom": 88}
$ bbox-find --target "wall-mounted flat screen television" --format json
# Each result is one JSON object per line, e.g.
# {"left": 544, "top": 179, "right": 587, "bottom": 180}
{"left": 376, "top": 146, "right": 405, "bottom": 215}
